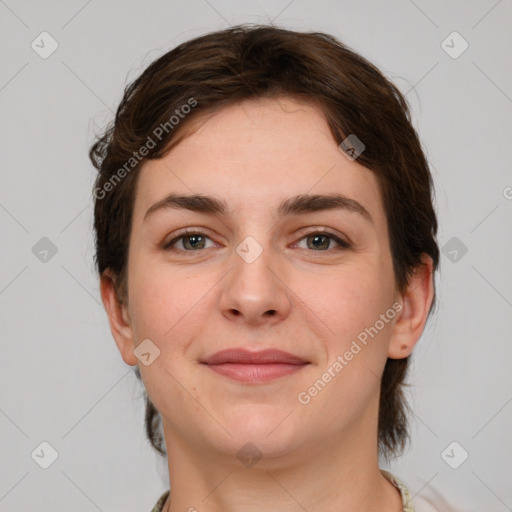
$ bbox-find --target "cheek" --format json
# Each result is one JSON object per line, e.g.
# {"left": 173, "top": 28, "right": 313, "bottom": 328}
{"left": 301, "top": 262, "right": 395, "bottom": 345}
{"left": 128, "top": 260, "right": 201, "bottom": 339}
{"left": 127, "top": 260, "right": 225, "bottom": 390}
{"left": 294, "top": 268, "right": 396, "bottom": 420}
{"left": 128, "top": 264, "right": 208, "bottom": 419}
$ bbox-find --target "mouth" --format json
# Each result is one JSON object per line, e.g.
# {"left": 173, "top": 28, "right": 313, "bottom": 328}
{"left": 200, "top": 348, "right": 310, "bottom": 384}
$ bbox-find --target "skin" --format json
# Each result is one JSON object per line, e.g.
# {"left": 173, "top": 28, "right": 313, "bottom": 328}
{"left": 101, "top": 97, "right": 434, "bottom": 512}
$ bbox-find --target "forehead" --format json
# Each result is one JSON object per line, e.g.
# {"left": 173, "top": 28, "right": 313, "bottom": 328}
{"left": 133, "top": 97, "right": 385, "bottom": 225}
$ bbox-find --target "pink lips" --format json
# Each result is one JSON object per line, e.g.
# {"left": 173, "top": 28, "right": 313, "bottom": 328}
{"left": 201, "top": 348, "right": 309, "bottom": 383}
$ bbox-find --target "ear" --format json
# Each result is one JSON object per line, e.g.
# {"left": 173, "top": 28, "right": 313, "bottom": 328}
{"left": 388, "top": 255, "right": 435, "bottom": 359}
{"left": 100, "top": 270, "right": 138, "bottom": 366}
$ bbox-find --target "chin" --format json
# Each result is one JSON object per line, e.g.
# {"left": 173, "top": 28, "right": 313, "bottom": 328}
{"left": 214, "top": 403, "right": 304, "bottom": 458}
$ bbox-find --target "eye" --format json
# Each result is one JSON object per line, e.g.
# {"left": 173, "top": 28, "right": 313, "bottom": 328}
{"left": 162, "top": 229, "right": 350, "bottom": 253}
{"left": 294, "top": 231, "right": 350, "bottom": 251}
{"left": 163, "top": 230, "right": 216, "bottom": 251}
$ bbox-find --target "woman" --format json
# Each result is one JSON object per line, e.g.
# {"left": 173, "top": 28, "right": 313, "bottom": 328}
{"left": 90, "top": 25, "right": 440, "bottom": 511}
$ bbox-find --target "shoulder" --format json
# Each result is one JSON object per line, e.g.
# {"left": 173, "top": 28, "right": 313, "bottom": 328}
{"left": 381, "top": 470, "right": 459, "bottom": 512}
{"left": 381, "top": 470, "right": 415, "bottom": 511}
{"left": 413, "top": 495, "right": 444, "bottom": 512}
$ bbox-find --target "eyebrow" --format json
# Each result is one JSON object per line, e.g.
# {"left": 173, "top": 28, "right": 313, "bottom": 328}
{"left": 143, "top": 193, "right": 372, "bottom": 223}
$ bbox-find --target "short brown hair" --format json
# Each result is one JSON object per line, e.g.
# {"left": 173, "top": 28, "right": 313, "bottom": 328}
{"left": 90, "top": 24, "right": 439, "bottom": 460}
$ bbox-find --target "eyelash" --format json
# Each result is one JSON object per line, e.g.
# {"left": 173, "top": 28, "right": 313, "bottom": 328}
{"left": 162, "top": 228, "right": 351, "bottom": 253}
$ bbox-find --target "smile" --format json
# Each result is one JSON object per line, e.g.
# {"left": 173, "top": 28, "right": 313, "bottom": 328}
{"left": 201, "top": 348, "right": 310, "bottom": 384}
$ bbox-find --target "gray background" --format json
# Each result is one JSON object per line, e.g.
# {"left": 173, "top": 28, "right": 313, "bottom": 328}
{"left": 1, "top": 1, "right": 511, "bottom": 510}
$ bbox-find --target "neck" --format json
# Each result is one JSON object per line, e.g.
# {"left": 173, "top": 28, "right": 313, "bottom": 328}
{"left": 161, "top": 425, "right": 403, "bottom": 512}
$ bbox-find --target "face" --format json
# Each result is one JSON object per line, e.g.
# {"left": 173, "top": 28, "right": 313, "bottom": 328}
{"left": 115, "top": 97, "right": 405, "bottom": 464}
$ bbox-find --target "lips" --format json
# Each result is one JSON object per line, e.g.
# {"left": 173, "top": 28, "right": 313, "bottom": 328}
{"left": 201, "top": 348, "right": 309, "bottom": 383}
{"left": 202, "top": 348, "right": 308, "bottom": 365}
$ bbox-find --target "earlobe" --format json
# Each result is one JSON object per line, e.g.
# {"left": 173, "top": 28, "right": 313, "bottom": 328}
{"left": 388, "top": 255, "right": 435, "bottom": 359}
{"left": 100, "top": 270, "right": 138, "bottom": 366}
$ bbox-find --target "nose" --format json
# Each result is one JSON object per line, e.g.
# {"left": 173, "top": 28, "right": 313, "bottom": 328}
{"left": 218, "top": 239, "right": 292, "bottom": 327}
